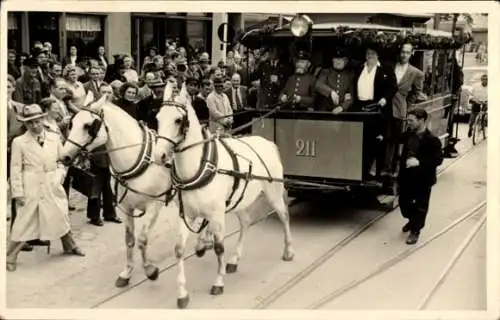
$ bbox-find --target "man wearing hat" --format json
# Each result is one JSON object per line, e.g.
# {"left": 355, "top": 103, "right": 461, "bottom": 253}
{"left": 279, "top": 50, "right": 316, "bottom": 110}
{"left": 137, "top": 77, "right": 167, "bottom": 131}
{"left": 13, "top": 57, "right": 43, "bottom": 105}
{"left": 8, "top": 104, "right": 85, "bottom": 271}
{"left": 256, "top": 47, "right": 291, "bottom": 109}
{"left": 207, "top": 77, "right": 233, "bottom": 134}
{"left": 315, "top": 48, "right": 355, "bottom": 113}
{"left": 353, "top": 44, "right": 398, "bottom": 180}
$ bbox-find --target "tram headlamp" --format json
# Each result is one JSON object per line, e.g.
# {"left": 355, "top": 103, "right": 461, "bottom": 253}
{"left": 290, "top": 14, "right": 313, "bottom": 38}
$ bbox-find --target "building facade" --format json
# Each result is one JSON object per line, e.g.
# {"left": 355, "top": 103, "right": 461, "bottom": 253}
{"left": 7, "top": 12, "right": 251, "bottom": 68}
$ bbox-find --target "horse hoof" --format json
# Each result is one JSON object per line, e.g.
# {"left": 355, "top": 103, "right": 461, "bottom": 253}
{"left": 195, "top": 248, "right": 206, "bottom": 258}
{"left": 282, "top": 252, "right": 295, "bottom": 262}
{"left": 226, "top": 263, "right": 238, "bottom": 274}
{"left": 115, "top": 277, "right": 130, "bottom": 288}
{"left": 177, "top": 295, "right": 190, "bottom": 309}
{"left": 210, "top": 285, "right": 224, "bottom": 295}
{"left": 146, "top": 266, "right": 159, "bottom": 281}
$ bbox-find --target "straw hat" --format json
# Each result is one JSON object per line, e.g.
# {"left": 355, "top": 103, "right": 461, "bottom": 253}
{"left": 17, "top": 104, "right": 48, "bottom": 122}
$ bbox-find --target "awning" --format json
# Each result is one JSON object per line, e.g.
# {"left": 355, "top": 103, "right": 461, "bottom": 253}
{"left": 66, "top": 14, "right": 102, "bottom": 32}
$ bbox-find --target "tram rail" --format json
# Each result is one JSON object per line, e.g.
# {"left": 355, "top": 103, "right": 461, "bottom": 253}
{"left": 253, "top": 138, "right": 486, "bottom": 309}
{"left": 91, "top": 138, "right": 485, "bottom": 309}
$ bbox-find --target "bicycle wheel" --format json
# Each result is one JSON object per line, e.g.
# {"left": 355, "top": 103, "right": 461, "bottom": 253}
{"left": 472, "top": 115, "right": 480, "bottom": 145}
{"left": 481, "top": 114, "right": 487, "bottom": 140}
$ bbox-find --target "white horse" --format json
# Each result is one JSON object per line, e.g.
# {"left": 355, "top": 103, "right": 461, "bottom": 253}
{"left": 61, "top": 95, "right": 175, "bottom": 288}
{"left": 154, "top": 81, "right": 295, "bottom": 308}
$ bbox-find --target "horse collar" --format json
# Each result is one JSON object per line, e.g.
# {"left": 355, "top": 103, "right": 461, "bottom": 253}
{"left": 171, "top": 128, "right": 218, "bottom": 191}
{"left": 110, "top": 122, "right": 154, "bottom": 181}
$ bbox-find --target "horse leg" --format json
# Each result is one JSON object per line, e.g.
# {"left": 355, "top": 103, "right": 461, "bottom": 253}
{"left": 138, "top": 201, "right": 163, "bottom": 281}
{"left": 194, "top": 222, "right": 214, "bottom": 257}
{"left": 226, "top": 210, "right": 250, "bottom": 274}
{"left": 175, "top": 215, "right": 191, "bottom": 308}
{"left": 116, "top": 210, "right": 135, "bottom": 287}
{"left": 265, "top": 182, "right": 295, "bottom": 261}
{"left": 209, "top": 212, "right": 226, "bottom": 295}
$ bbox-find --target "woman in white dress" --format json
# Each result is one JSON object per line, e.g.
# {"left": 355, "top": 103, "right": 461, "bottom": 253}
{"left": 62, "top": 64, "right": 87, "bottom": 112}
{"left": 7, "top": 104, "right": 85, "bottom": 272}
{"left": 121, "top": 55, "right": 139, "bottom": 84}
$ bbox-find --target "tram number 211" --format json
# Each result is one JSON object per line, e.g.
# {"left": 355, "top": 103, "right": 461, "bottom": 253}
{"left": 295, "top": 139, "right": 317, "bottom": 157}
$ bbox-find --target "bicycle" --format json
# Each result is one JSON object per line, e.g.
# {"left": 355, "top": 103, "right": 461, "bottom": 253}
{"left": 471, "top": 102, "right": 487, "bottom": 145}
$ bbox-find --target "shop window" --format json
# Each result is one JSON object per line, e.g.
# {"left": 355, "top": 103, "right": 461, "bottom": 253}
{"left": 28, "top": 12, "right": 60, "bottom": 55}
{"left": 66, "top": 14, "right": 105, "bottom": 59}
{"left": 186, "top": 20, "right": 207, "bottom": 56}
{"left": 8, "top": 12, "right": 22, "bottom": 53}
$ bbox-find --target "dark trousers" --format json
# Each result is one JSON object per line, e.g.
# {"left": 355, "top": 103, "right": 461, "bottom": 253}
{"left": 399, "top": 183, "right": 432, "bottom": 233}
{"left": 383, "top": 117, "right": 405, "bottom": 175}
{"left": 87, "top": 165, "right": 116, "bottom": 221}
{"left": 232, "top": 110, "right": 252, "bottom": 135}
{"left": 356, "top": 100, "right": 386, "bottom": 178}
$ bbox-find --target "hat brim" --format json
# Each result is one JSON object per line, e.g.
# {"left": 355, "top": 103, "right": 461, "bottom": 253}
{"left": 149, "top": 83, "right": 166, "bottom": 88}
{"left": 17, "top": 112, "right": 48, "bottom": 122}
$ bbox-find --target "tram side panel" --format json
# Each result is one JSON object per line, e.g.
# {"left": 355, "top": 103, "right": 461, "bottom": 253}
{"left": 413, "top": 94, "right": 453, "bottom": 148}
{"left": 251, "top": 112, "right": 379, "bottom": 196}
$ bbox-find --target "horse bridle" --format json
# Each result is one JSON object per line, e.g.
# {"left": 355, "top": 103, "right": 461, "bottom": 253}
{"left": 156, "top": 100, "right": 190, "bottom": 153}
{"left": 64, "top": 108, "right": 107, "bottom": 161}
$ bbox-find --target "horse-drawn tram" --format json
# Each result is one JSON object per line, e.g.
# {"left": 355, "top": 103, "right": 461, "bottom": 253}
{"left": 237, "top": 15, "right": 470, "bottom": 199}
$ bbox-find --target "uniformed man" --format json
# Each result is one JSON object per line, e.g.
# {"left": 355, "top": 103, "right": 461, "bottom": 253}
{"left": 315, "top": 48, "right": 354, "bottom": 113}
{"left": 255, "top": 48, "right": 291, "bottom": 109}
{"left": 279, "top": 50, "right": 316, "bottom": 111}
{"left": 137, "top": 78, "right": 167, "bottom": 131}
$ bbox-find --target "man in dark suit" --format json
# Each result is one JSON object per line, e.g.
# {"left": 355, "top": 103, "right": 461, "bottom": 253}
{"left": 188, "top": 77, "right": 210, "bottom": 123}
{"left": 279, "top": 50, "right": 316, "bottom": 111}
{"left": 225, "top": 73, "right": 250, "bottom": 133}
{"left": 382, "top": 43, "right": 425, "bottom": 183}
{"left": 83, "top": 65, "right": 103, "bottom": 101}
{"left": 315, "top": 48, "right": 355, "bottom": 113}
{"left": 398, "top": 109, "right": 443, "bottom": 245}
{"left": 255, "top": 48, "right": 291, "bottom": 109}
{"left": 137, "top": 78, "right": 166, "bottom": 131}
{"left": 353, "top": 44, "right": 398, "bottom": 179}
{"left": 86, "top": 147, "right": 122, "bottom": 226}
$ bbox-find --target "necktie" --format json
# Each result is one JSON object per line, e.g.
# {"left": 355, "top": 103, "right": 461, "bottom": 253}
{"left": 37, "top": 135, "right": 44, "bottom": 147}
{"left": 235, "top": 89, "right": 242, "bottom": 109}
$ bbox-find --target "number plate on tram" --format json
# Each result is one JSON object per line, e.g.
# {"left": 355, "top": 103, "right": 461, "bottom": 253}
{"left": 252, "top": 118, "right": 364, "bottom": 181}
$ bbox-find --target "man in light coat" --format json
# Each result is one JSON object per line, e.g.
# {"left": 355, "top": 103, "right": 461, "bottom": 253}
{"left": 382, "top": 43, "right": 425, "bottom": 181}
{"left": 7, "top": 104, "right": 84, "bottom": 272}
{"left": 206, "top": 77, "right": 233, "bottom": 134}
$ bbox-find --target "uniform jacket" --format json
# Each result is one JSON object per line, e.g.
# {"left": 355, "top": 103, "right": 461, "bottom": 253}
{"left": 315, "top": 68, "right": 355, "bottom": 111}
{"left": 137, "top": 94, "right": 163, "bottom": 131}
{"left": 398, "top": 129, "right": 443, "bottom": 188}
{"left": 10, "top": 130, "right": 71, "bottom": 241}
{"left": 280, "top": 73, "right": 316, "bottom": 110}
{"left": 13, "top": 76, "right": 42, "bottom": 105}
{"left": 392, "top": 64, "right": 425, "bottom": 119}
{"left": 225, "top": 85, "right": 248, "bottom": 111}
{"left": 256, "top": 60, "right": 291, "bottom": 109}
{"left": 353, "top": 62, "right": 398, "bottom": 115}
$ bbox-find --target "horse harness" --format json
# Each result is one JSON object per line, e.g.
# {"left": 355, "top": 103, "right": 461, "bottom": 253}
{"left": 157, "top": 101, "right": 276, "bottom": 234}
{"left": 65, "top": 108, "right": 176, "bottom": 217}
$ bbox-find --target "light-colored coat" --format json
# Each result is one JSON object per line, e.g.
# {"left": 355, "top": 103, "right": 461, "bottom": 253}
{"left": 206, "top": 91, "right": 233, "bottom": 134}
{"left": 10, "top": 130, "right": 70, "bottom": 241}
{"left": 392, "top": 64, "right": 425, "bottom": 119}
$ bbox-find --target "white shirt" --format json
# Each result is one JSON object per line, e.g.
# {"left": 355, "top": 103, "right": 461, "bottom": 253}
{"left": 395, "top": 63, "right": 409, "bottom": 84}
{"left": 471, "top": 83, "right": 487, "bottom": 102}
{"left": 357, "top": 62, "right": 380, "bottom": 101}
{"left": 99, "top": 56, "right": 108, "bottom": 68}
{"left": 70, "top": 55, "right": 77, "bottom": 66}
{"left": 123, "top": 69, "right": 139, "bottom": 84}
